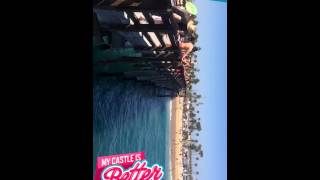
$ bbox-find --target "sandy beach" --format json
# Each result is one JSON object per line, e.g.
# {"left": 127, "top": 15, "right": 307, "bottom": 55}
{"left": 170, "top": 97, "right": 184, "bottom": 180}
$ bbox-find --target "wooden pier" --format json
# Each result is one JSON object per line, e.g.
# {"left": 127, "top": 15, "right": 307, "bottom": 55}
{"left": 93, "top": 0, "right": 188, "bottom": 97}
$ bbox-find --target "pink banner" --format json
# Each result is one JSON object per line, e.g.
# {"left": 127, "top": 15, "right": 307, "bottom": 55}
{"left": 94, "top": 152, "right": 145, "bottom": 180}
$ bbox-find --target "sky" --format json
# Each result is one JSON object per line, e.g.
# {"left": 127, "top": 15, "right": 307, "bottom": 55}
{"left": 193, "top": 1, "right": 227, "bottom": 180}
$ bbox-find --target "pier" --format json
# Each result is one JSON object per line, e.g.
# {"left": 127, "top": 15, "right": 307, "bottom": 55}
{"left": 93, "top": 0, "right": 188, "bottom": 97}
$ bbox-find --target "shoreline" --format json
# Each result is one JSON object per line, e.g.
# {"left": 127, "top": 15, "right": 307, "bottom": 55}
{"left": 170, "top": 97, "right": 184, "bottom": 180}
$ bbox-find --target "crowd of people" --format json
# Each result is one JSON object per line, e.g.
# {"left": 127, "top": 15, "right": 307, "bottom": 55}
{"left": 170, "top": 4, "right": 200, "bottom": 86}
{"left": 139, "top": 4, "right": 201, "bottom": 86}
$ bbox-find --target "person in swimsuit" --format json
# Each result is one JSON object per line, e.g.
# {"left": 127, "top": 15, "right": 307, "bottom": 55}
{"left": 179, "top": 42, "right": 200, "bottom": 60}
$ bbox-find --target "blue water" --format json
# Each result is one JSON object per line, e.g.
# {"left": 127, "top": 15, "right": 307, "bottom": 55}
{"left": 93, "top": 78, "right": 171, "bottom": 179}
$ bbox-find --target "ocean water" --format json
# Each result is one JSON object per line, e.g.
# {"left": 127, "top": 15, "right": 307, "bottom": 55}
{"left": 93, "top": 78, "right": 171, "bottom": 179}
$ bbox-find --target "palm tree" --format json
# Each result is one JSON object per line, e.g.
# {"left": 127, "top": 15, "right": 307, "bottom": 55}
{"left": 195, "top": 122, "right": 202, "bottom": 131}
{"left": 194, "top": 68, "right": 200, "bottom": 72}
{"left": 196, "top": 144, "right": 202, "bottom": 152}
{"left": 190, "top": 119, "right": 197, "bottom": 125}
{"left": 191, "top": 99, "right": 197, "bottom": 104}
{"left": 191, "top": 78, "right": 200, "bottom": 84}
{"left": 193, "top": 54, "right": 198, "bottom": 59}
{"left": 199, "top": 150, "right": 203, "bottom": 157}
{"left": 192, "top": 92, "right": 201, "bottom": 99}
{"left": 189, "top": 112, "right": 196, "bottom": 118}
{"left": 189, "top": 144, "right": 202, "bottom": 153}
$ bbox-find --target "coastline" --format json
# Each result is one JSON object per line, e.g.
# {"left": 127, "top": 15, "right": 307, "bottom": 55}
{"left": 170, "top": 97, "right": 184, "bottom": 180}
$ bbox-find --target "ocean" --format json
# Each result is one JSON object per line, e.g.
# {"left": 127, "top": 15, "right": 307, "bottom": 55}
{"left": 93, "top": 78, "right": 171, "bottom": 179}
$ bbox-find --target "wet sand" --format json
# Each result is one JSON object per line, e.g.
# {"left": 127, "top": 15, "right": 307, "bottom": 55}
{"left": 170, "top": 97, "right": 184, "bottom": 180}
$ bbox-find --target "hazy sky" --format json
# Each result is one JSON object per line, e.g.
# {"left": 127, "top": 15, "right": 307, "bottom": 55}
{"left": 193, "top": 1, "right": 227, "bottom": 180}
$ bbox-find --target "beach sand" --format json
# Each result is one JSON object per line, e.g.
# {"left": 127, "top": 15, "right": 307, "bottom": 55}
{"left": 170, "top": 97, "right": 184, "bottom": 180}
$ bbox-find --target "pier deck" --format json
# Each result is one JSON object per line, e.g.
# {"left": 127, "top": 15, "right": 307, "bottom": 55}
{"left": 93, "top": 0, "right": 188, "bottom": 97}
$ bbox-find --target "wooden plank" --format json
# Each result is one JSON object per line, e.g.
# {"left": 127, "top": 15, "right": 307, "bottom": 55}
{"left": 167, "top": 11, "right": 180, "bottom": 47}
{"left": 124, "top": 70, "right": 160, "bottom": 75}
{"left": 154, "top": 51, "right": 169, "bottom": 58}
{"left": 154, "top": 32, "right": 166, "bottom": 49}
{"left": 133, "top": 45, "right": 155, "bottom": 51}
{"left": 142, "top": 12, "right": 155, "bottom": 25}
{"left": 139, "top": 13, "right": 167, "bottom": 48}
{"left": 160, "top": 12, "right": 171, "bottom": 25}
{"left": 142, "top": 56, "right": 180, "bottom": 60}
{"left": 94, "top": 0, "right": 142, "bottom": 8}
{"left": 118, "top": 0, "right": 143, "bottom": 7}
{"left": 111, "top": 0, "right": 126, "bottom": 6}
{"left": 137, "top": 75, "right": 166, "bottom": 80}
{"left": 150, "top": 12, "right": 179, "bottom": 48}
{"left": 168, "top": 33, "right": 178, "bottom": 48}
{"left": 97, "top": 56, "right": 179, "bottom": 65}
{"left": 109, "top": 24, "right": 174, "bottom": 32}
{"left": 137, "top": 74, "right": 166, "bottom": 79}
{"left": 126, "top": 11, "right": 140, "bottom": 25}
{"left": 142, "top": 32, "right": 157, "bottom": 48}
{"left": 94, "top": 6, "right": 166, "bottom": 11}
{"left": 149, "top": 46, "right": 180, "bottom": 52}
{"left": 167, "top": 12, "right": 180, "bottom": 46}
